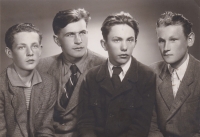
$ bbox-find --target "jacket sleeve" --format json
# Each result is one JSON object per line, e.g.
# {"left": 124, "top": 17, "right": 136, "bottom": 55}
{"left": 36, "top": 77, "right": 57, "bottom": 137}
{"left": 148, "top": 106, "right": 164, "bottom": 137}
{"left": 0, "top": 89, "right": 6, "bottom": 136}
{"left": 77, "top": 77, "right": 97, "bottom": 137}
{"left": 126, "top": 72, "right": 156, "bottom": 137}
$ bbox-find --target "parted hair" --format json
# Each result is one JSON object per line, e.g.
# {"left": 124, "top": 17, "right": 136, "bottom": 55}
{"left": 5, "top": 23, "right": 42, "bottom": 49}
{"left": 101, "top": 11, "right": 139, "bottom": 41}
{"left": 52, "top": 8, "right": 91, "bottom": 35}
{"left": 156, "top": 11, "right": 193, "bottom": 38}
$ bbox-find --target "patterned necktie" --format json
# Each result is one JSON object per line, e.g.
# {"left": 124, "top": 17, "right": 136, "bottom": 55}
{"left": 111, "top": 66, "right": 122, "bottom": 89}
{"left": 60, "top": 64, "right": 78, "bottom": 108}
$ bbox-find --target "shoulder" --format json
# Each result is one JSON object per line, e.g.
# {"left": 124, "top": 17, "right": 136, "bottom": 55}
{"left": 0, "top": 70, "right": 8, "bottom": 90}
{"left": 37, "top": 54, "right": 61, "bottom": 72}
{"left": 37, "top": 70, "right": 57, "bottom": 86}
{"left": 149, "top": 60, "right": 166, "bottom": 75}
{"left": 86, "top": 62, "right": 106, "bottom": 80}
{"left": 87, "top": 49, "right": 106, "bottom": 66}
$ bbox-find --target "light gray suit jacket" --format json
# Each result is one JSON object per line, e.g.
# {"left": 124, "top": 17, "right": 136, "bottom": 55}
{"left": 148, "top": 55, "right": 200, "bottom": 137}
{"left": 0, "top": 66, "right": 57, "bottom": 137}
{"left": 37, "top": 49, "right": 106, "bottom": 137}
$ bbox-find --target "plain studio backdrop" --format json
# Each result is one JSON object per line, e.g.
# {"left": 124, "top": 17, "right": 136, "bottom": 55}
{"left": 0, "top": 0, "right": 200, "bottom": 73}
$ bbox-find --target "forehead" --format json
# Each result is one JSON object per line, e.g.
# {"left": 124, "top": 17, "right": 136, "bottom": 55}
{"left": 13, "top": 32, "right": 40, "bottom": 44}
{"left": 60, "top": 19, "right": 87, "bottom": 33}
{"left": 156, "top": 25, "right": 184, "bottom": 37}
{"left": 108, "top": 24, "right": 135, "bottom": 38}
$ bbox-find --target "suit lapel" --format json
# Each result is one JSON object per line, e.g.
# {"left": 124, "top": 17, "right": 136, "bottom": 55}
{"left": 9, "top": 83, "right": 28, "bottom": 137}
{"left": 115, "top": 57, "right": 138, "bottom": 97}
{"left": 158, "top": 64, "right": 174, "bottom": 110}
{"left": 65, "top": 51, "right": 97, "bottom": 113}
{"left": 29, "top": 82, "right": 44, "bottom": 136}
{"left": 166, "top": 55, "right": 195, "bottom": 121}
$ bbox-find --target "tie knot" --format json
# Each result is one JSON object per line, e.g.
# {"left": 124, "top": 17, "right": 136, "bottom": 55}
{"left": 70, "top": 64, "right": 78, "bottom": 75}
{"left": 112, "top": 67, "right": 122, "bottom": 75}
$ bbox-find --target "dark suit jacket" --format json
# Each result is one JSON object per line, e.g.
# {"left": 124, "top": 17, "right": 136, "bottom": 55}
{"left": 37, "top": 49, "right": 106, "bottom": 137}
{"left": 148, "top": 55, "right": 200, "bottom": 137}
{"left": 0, "top": 66, "right": 57, "bottom": 137}
{"left": 78, "top": 57, "right": 156, "bottom": 137}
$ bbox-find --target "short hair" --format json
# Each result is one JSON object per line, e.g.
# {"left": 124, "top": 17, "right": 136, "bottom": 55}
{"left": 101, "top": 11, "right": 139, "bottom": 41}
{"left": 156, "top": 11, "right": 193, "bottom": 37}
{"left": 5, "top": 23, "right": 42, "bottom": 49}
{"left": 52, "top": 8, "right": 91, "bottom": 35}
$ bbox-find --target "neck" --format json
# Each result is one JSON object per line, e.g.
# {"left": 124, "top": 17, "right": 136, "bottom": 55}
{"left": 14, "top": 64, "right": 34, "bottom": 86}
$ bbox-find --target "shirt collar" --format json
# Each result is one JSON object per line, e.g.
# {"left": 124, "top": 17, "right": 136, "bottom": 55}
{"left": 7, "top": 64, "right": 42, "bottom": 88}
{"left": 62, "top": 50, "right": 88, "bottom": 75}
{"left": 168, "top": 54, "right": 189, "bottom": 81}
{"left": 108, "top": 57, "right": 132, "bottom": 77}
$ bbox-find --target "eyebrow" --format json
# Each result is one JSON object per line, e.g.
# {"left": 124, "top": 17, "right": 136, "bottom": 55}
{"left": 64, "top": 30, "right": 87, "bottom": 35}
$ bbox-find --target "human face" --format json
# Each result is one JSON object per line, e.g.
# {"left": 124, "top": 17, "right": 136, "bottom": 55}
{"left": 101, "top": 24, "right": 136, "bottom": 66}
{"left": 5, "top": 32, "right": 42, "bottom": 76}
{"left": 156, "top": 25, "right": 194, "bottom": 68}
{"left": 54, "top": 19, "right": 88, "bottom": 63}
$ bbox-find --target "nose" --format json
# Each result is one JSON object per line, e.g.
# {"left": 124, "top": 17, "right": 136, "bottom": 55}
{"left": 74, "top": 34, "right": 82, "bottom": 45}
{"left": 164, "top": 41, "right": 170, "bottom": 51}
{"left": 26, "top": 47, "right": 34, "bottom": 56}
{"left": 120, "top": 41, "right": 128, "bottom": 51}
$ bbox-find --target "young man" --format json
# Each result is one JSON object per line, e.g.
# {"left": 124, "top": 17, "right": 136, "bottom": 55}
{"left": 37, "top": 8, "right": 105, "bottom": 137}
{"left": 148, "top": 11, "right": 200, "bottom": 137}
{"left": 0, "top": 23, "right": 57, "bottom": 136}
{"left": 78, "top": 11, "right": 156, "bottom": 137}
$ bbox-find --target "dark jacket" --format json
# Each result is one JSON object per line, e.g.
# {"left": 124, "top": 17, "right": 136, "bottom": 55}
{"left": 148, "top": 55, "right": 200, "bottom": 137}
{"left": 37, "top": 49, "right": 106, "bottom": 137}
{"left": 0, "top": 66, "right": 57, "bottom": 137}
{"left": 78, "top": 57, "right": 156, "bottom": 137}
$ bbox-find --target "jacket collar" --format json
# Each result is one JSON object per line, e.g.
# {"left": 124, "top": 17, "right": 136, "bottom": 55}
{"left": 96, "top": 56, "right": 138, "bottom": 96}
{"left": 158, "top": 55, "right": 195, "bottom": 121}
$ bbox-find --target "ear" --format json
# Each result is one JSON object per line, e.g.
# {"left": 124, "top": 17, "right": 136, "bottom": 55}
{"left": 187, "top": 32, "right": 195, "bottom": 47}
{"left": 100, "top": 39, "right": 108, "bottom": 51}
{"left": 5, "top": 47, "right": 13, "bottom": 59}
{"left": 53, "top": 35, "right": 61, "bottom": 47}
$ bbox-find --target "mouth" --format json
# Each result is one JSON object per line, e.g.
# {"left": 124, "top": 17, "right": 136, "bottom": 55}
{"left": 119, "top": 54, "right": 129, "bottom": 58}
{"left": 27, "top": 59, "right": 35, "bottom": 64}
{"left": 73, "top": 47, "right": 84, "bottom": 51}
{"left": 163, "top": 53, "right": 173, "bottom": 56}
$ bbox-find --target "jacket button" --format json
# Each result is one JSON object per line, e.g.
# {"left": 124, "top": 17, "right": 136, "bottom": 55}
{"left": 109, "top": 114, "right": 114, "bottom": 117}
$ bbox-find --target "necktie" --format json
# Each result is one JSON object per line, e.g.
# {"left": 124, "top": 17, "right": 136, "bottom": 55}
{"left": 171, "top": 69, "right": 180, "bottom": 97}
{"left": 111, "top": 66, "right": 122, "bottom": 89}
{"left": 60, "top": 64, "right": 78, "bottom": 108}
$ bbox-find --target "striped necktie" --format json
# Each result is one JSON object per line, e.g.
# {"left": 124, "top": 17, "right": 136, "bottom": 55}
{"left": 60, "top": 64, "right": 78, "bottom": 108}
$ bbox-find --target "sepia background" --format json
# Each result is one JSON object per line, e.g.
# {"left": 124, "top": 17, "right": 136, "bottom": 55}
{"left": 1, "top": 0, "right": 200, "bottom": 73}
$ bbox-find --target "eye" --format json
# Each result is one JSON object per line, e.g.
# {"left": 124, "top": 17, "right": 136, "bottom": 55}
{"left": 113, "top": 38, "right": 121, "bottom": 43}
{"left": 170, "top": 38, "right": 177, "bottom": 42}
{"left": 18, "top": 46, "right": 26, "bottom": 50}
{"left": 158, "top": 38, "right": 165, "bottom": 43}
{"left": 32, "top": 44, "right": 39, "bottom": 48}
{"left": 127, "top": 38, "right": 135, "bottom": 43}
{"left": 79, "top": 31, "right": 87, "bottom": 36}
{"left": 66, "top": 33, "right": 75, "bottom": 37}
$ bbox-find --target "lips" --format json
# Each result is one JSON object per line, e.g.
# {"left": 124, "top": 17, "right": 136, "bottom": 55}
{"left": 73, "top": 47, "right": 84, "bottom": 51}
{"left": 27, "top": 59, "right": 35, "bottom": 64}
{"left": 119, "top": 54, "right": 129, "bottom": 58}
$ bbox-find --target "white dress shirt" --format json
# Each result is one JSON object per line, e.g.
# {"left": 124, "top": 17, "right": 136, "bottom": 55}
{"left": 168, "top": 54, "right": 189, "bottom": 97}
{"left": 108, "top": 57, "right": 132, "bottom": 81}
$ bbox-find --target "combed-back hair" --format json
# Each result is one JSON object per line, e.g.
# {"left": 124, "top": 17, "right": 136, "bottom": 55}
{"left": 52, "top": 8, "right": 91, "bottom": 35}
{"left": 101, "top": 11, "right": 139, "bottom": 41}
{"left": 5, "top": 23, "right": 42, "bottom": 49}
{"left": 156, "top": 11, "right": 193, "bottom": 37}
